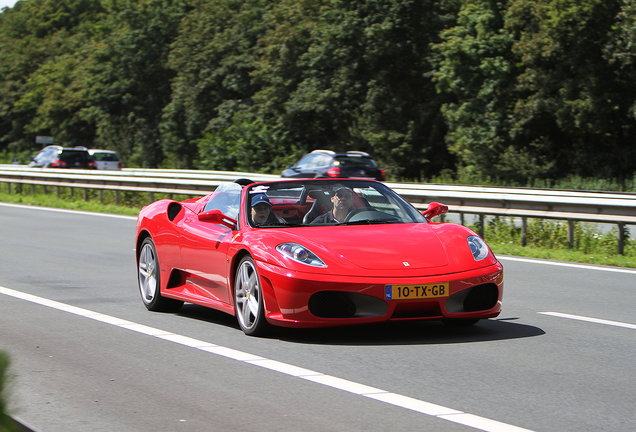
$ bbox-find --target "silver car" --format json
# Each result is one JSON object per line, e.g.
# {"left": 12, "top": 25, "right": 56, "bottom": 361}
{"left": 88, "top": 149, "right": 122, "bottom": 170}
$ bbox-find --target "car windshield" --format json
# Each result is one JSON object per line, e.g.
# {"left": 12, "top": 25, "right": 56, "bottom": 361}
{"left": 92, "top": 152, "right": 119, "bottom": 161}
{"left": 245, "top": 179, "right": 425, "bottom": 227}
{"left": 333, "top": 156, "right": 378, "bottom": 168}
{"left": 59, "top": 150, "right": 91, "bottom": 162}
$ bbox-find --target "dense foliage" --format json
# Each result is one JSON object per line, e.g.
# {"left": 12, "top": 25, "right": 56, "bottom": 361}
{"left": 1, "top": 0, "right": 635, "bottom": 182}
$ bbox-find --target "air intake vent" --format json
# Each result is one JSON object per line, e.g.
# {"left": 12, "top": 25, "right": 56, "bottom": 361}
{"left": 167, "top": 202, "right": 182, "bottom": 221}
{"left": 463, "top": 284, "right": 498, "bottom": 312}
{"left": 308, "top": 291, "right": 357, "bottom": 318}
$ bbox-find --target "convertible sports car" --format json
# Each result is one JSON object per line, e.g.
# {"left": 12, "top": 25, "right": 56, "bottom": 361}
{"left": 136, "top": 178, "right": 503, "bottom": 336}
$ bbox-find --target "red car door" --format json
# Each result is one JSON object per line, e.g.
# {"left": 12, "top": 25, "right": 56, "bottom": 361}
{"left": 178, "top": 211, "right": 235, "bottom": 305}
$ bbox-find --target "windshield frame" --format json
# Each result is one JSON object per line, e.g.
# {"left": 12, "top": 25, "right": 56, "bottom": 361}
{"left": 244, "top": 179, "right": 426, "bottom": 228}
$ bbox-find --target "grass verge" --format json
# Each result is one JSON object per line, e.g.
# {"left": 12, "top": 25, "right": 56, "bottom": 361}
{"left": 0, "top": 352, "right": 19, "bottom": 432}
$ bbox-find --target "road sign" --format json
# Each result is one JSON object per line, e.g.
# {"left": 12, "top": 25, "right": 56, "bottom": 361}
{"left": 36, "top": 136, "right": 54, "bottom": 144}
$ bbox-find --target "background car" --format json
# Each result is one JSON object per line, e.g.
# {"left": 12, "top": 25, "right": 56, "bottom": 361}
{"left": 28, "top": 145, "right": 96, "bottom": 169}
{"left": 88, "top": 149, "right": 122, "bottom": 170}
{"left": 281, "top": 150, "right": 385, "bottom": 180}
{"left": 136, "top": 178, "right": 502, "bottom": 336}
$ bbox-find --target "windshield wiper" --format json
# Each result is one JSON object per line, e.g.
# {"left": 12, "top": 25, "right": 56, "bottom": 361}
{"left": 340, "top": 219, "right": 397, "bottom": 225}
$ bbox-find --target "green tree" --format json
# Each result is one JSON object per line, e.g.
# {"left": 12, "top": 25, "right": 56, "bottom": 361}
{"left": 0, "top": 0, "right": 104, "bottom": 153}
{"left": 162, "top": 0, "right": 272, "bottom": 168}
{"left": 197, "top": 112, "right": 281, "bottom": 172}
{"left": 433, "top": 0, "right": 545, "bottom": 182}
{"left": 81, "top": 0, "right": 189, "bottom": 167}
{"left": 434, "top": 0, "right": 636, "bottom": 182}
{"left": 254, "top": 0, "right": 458, "bottom": 179}
{"left": 506, "top": 0, "right": 635, "bottom": 179}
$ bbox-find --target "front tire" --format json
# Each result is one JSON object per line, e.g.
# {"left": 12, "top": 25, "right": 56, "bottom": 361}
{"left": 138, "top": 237, "right": 183, "bottom": 312}
{"left": 234, "top": 256, "right": 269, "bottom": 336}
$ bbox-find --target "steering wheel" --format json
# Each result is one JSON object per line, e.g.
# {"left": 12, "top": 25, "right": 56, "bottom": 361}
{"left": 344, "top": 207, "right": 380, "bottom": 222}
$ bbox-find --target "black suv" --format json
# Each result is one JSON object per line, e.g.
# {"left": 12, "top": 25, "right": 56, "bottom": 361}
{"left": 281, "top": 150, "right": 385, "bottom": 181}
{"left": 28, "top": 146, "right": 96, "bottom": 169}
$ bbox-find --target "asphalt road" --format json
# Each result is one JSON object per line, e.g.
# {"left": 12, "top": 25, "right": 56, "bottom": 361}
{"left": 1, "top": 202, "right": 634, "bottom": 432}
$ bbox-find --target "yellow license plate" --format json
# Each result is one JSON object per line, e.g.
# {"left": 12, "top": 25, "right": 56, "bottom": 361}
{"left": 385, "top": 283, "right": 449, "bottom": 300}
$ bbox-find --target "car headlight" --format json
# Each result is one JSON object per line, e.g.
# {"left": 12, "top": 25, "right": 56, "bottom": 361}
{"left": 276, "top": 243, "right": 327, "bottom": 267}
{"left": 467, "top": 235, "right": 489, "bottom": 261}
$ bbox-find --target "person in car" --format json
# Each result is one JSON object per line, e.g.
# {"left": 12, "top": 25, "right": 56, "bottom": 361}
{"left": 251, "top": 194, "right": 273, "bottom": 225}
{"left": 250, "top": 194, "right": 288, "bottom": 226}
{"left": 311, "top": 187, "right": 354, "bottom": 224}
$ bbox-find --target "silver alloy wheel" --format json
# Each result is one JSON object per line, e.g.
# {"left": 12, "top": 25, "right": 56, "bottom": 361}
{"left": 138, "top": 242, "right": 157, "bottom": 305}
{"left": 235, "top": 257, "right": 263, "bottom": 333}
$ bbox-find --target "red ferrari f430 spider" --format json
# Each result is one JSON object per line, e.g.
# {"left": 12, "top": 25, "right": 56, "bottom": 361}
{"left": 136, "top": 178, "right": 503, "bottom": 336}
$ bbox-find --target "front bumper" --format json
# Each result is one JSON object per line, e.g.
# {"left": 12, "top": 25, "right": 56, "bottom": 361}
{"left": 257, "top": 261, "right": 503, "bottom": 328}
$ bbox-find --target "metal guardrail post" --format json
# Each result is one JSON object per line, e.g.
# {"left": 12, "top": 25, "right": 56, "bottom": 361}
{"left": 521, "top": 217, "right": 527, "bottom": 247}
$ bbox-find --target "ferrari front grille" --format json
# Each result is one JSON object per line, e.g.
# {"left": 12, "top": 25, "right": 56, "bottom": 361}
{"left": 308, "top": 291, "right": 388, "bottom": 318}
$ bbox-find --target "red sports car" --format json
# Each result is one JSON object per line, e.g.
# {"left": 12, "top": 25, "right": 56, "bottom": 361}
{"left": 136, "top": 178, "right": 503, "bottom": 336}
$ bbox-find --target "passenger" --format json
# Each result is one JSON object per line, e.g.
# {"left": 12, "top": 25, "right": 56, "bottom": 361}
{"left": 251, "top": 194, "right": 272, "bottom": 226}
{"left": 311, "top": 187, "right": 354, "bottom": 224}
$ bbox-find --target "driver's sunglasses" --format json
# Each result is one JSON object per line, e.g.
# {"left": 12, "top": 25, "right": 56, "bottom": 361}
{"left": 336, "top": 191, "right": 353, "bottom": 199}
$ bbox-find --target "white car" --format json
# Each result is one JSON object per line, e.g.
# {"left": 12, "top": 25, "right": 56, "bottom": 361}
{"left": 88, "top": 149, "right": 122, "bottom": 170}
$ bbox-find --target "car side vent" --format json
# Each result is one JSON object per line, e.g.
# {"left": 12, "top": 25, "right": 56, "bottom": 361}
{"left": 308, "top": 291, "right": 357, "bottom": 318}
{"left": 463, "top": 283, "right": 498, "bottom": 312}
{"left": 167, "top": 202, "right": 182, "bottom": 221}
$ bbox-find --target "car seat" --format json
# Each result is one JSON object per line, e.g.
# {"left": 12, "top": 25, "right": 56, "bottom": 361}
{"left": 303, "top": 190, "right": 332, "bottom": 224}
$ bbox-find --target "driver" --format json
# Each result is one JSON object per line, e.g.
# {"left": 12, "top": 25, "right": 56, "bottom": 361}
{"left": 311, "top": 187, "right": 354, "bottom": 224}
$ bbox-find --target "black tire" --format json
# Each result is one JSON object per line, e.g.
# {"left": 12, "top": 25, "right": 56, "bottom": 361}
{"left": 137, "top": 237, "right": 183, "bottom": 312}
{"left": 234, "top": 256, "right": 269, "bottom": 336}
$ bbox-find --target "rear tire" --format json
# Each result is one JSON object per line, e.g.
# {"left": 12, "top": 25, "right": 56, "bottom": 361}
{"left": 138, "top": 237, "right": 183, "bottom": 312}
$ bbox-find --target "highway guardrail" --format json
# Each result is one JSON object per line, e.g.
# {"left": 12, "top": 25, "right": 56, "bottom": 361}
{"left": 1, "top": 165, "right": 634, "bottom": 254}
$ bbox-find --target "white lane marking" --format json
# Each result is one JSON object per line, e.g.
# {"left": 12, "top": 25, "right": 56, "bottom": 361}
{"left": 0, "top": 202, "right": 137, "bottom": 220}
{"left": 498, "top": 256, "right": 636, "bottom": 275}
{"left": 439, "top": 414, "right": 538, "bottom": 432}
{"left": 0, "top": 285, "right": 536, "bottom": 432}
{"left": 539, "top": 312, "right": 636, "bottom": 330}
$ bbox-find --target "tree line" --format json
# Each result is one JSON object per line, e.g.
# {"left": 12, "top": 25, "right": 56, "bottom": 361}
{"left": 1, "top": 0, "right": 635, "bottom": 182}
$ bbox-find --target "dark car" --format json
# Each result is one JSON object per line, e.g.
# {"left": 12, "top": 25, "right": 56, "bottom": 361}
{"left": 281, "top": 150, "right": 385, "bottom": 181}
{"left": 28, "top": 146, "right": 96, "bottom": 169}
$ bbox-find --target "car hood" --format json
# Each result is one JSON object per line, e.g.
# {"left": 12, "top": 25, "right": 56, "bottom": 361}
{"left": 320, "top": 224, "right": 449, "bottom": 270}
{"left": 271, "top": 223, "right": 452, "bottom": 271}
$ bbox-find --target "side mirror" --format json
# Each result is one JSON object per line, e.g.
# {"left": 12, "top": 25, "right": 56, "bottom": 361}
{"left": 422, "top": 202, "right": 448, "bottom": 221}
{"left": 198, "top": 209, "right": 237, "bottom": 229}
